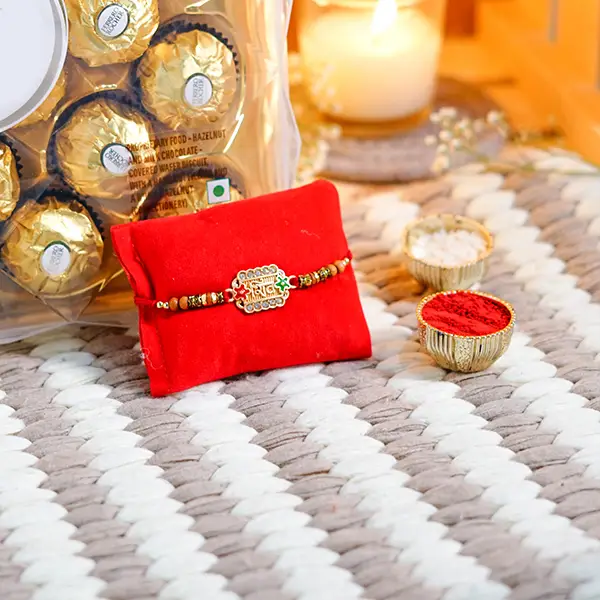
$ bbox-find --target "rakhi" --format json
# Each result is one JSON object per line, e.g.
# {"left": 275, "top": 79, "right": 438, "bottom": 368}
{"left": 112, "top": 180, "right": 371, "bottom": 396}
{"left": 152, "top": 256, "right": 351, "bottom": 314}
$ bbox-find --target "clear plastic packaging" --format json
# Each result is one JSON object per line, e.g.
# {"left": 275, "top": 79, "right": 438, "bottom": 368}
{"left": 0, "top": 0, "right": 299, "bottom": 342}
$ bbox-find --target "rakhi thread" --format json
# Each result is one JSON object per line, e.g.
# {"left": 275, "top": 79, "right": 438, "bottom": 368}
{"left": 156, "top": 257, "right": 351, "bottom": 313}
{"left": 421, "top": 290, "right": 512, "bottom": 336}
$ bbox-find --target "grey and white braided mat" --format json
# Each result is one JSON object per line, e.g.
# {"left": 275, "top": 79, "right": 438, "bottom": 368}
{"left": 3, "top": 148, "right": 600, "bottom": 600}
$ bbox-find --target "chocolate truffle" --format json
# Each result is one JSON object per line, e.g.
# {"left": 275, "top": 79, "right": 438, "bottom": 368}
{"left": 54, "top": 97, "right": 157, "bottom": 199}
{"left": 1, "top": 196, "right": 104, "bottom": 296}
{"left": 137, "top": 28, "right": 238, "bottom": 130}
{"left": 66, "top": 0, "right": 159, "bottom": 67}
{"left": 0, "top": 143, "right": 20, "bottom": 222}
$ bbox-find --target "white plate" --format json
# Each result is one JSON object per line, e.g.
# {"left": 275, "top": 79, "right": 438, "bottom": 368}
{"left": 0, "top": 0, "right": 68, "bottom": 132}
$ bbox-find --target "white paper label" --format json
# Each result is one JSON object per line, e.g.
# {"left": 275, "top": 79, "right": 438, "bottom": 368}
{"left": 101, "top": 143, "right": 134, "bottom": 175}
{"left": 41, "top": 242, "right": 71, "bottom": 277}
{"left": 96, "top": 4, "right": 130, "bottom": 39}
{"left": 207, "top": 178, "right": 231, "bottom": 205}
{"left": 184, "top": 74, "right": 213, "bottom": 107}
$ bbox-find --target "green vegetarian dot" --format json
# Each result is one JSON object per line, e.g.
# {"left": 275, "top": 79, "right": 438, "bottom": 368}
{"left": 213, "top": 185, "right": 225, "bottom": 198}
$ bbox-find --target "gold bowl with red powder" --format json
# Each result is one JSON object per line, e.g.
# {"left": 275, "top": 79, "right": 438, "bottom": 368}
{"left": 417, "top": 290, "right": 515, "bottom": 372}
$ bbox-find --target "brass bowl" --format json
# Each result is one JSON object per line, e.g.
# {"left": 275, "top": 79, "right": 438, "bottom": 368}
{"left": 402, "top": 214, "right": 493, "bottom": 291}
{"left": 417, "top": 290, "right": 515, "bottom": 373}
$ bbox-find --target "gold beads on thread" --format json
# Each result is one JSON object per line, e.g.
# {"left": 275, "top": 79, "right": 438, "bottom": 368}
{"left": 298, "top": 274, "right": 312, "bottom": 288}
{"left": 188, "top": 295, "right": 202, "bottom": 309}
{"left": 298, "top": 257, "right": 350, "bottom": 289}
{"left": 155, "top": 257, "right": 350, "bottom": 311}
{"left": 157, "top": 291, "right": 226, "bottom": 311}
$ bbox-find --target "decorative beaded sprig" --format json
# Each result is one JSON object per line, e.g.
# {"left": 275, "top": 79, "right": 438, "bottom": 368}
{"left": 156, "top": 257, "right": 351, "bottom": 313}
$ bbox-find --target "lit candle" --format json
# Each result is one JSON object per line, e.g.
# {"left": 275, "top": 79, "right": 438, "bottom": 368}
{"left": 300, "top": 0, "right": 442, "bottom": 123}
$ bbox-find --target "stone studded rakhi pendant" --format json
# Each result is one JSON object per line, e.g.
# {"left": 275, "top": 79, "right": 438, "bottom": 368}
{"left": 231, "top": 264, "right": 294, "bottom": 314}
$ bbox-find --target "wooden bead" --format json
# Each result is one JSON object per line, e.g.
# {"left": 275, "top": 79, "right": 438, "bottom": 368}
{"left": 335, "top": 260, "right": 347, "bottom": 273}
{"left": 169, "top": 298, "right": 179, "bottom": 312}
{"left": 327, "top": 264, "right": 338, "bottom": 276}
{"left": 179, "top": 296, "right": 189, "bottom": 310}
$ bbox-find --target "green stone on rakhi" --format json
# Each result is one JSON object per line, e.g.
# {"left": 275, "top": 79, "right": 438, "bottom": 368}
{"left": 275, "top": 276, "right": 291, "bottom": 293}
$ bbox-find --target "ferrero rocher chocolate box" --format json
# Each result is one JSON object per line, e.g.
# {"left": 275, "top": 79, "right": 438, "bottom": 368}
{"left": 0, "top": 0, "right": 299, "bottom": 341}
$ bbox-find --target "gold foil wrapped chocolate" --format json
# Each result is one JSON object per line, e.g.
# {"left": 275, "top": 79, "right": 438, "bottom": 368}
{"left": 138, "top": 28, "right": 238, "bottom": 130}
{"left": 1, "top": 196, "right": 104, "bottom": 296}
{"left": 54, "top": 97, "right": 158, "bottom": 199}
{"left": 66, "top": 0, "right": 159, "bottom": 67}
{"left": 143, "top": 168, "right": 244, "bottom": 219}
{"left": 14, "top": 71, "right": 67, "bottom": 130}
{"left": 0, "top": 143, "right": 20, "bottom": 222}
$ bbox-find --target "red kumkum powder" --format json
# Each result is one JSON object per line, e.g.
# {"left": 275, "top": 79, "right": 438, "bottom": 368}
{"left": 421, "top": 291, "right": 512, "bottom": 336}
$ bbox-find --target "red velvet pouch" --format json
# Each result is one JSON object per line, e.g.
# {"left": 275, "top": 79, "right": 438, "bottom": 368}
{"left": 111, "top": 180, "right": 372, "bottom": 397}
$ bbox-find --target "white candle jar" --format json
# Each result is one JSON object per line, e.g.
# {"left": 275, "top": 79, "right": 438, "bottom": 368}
{"left": 298, "top": 0, "right": 446, "bottom": 132}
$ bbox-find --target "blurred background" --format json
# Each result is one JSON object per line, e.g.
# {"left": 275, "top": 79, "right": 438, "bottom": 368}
{"left": 288, "top": 0, "right": 600, "bottom": 172}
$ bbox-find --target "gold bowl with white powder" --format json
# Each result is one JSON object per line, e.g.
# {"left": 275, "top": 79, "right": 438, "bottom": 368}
{"left": 402, "top": 214, "right": 494, "bottom": 291}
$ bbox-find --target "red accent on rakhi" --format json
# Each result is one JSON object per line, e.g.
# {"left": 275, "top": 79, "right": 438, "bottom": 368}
{"left": 234, "top": 285, "right": 249, "bottom": 301}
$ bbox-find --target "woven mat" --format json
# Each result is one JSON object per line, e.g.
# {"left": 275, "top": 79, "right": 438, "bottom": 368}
{"left": 3, "top": 149, "right": 600, "bottom": 600}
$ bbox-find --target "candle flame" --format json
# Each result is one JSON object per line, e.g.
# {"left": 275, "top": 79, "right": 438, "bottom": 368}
{"left": 370, "top": 0, "right": 398, "bottom": 37}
